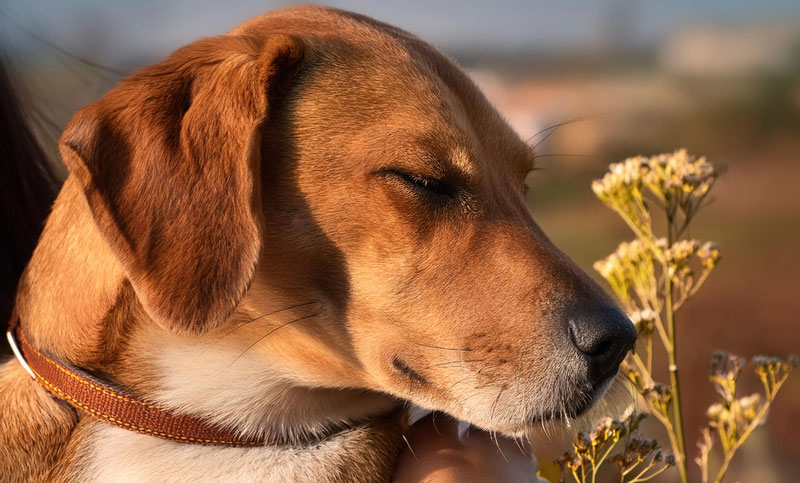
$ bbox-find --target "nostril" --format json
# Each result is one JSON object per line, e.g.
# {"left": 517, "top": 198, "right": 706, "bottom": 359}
{"left": 589, "top": 338, "right": 614, "bottom": 358}
{"left": 568, "top": 306, "right": 637, "bottom": 385}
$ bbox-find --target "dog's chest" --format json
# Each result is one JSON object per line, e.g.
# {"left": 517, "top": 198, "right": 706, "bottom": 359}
{"left": 69, "top": 419, "right": 404, "bottom": 483}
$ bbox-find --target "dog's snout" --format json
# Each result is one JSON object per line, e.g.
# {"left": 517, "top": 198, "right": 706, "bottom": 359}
{"left": 568, "top": 307, "right": 637, "bottom": 386}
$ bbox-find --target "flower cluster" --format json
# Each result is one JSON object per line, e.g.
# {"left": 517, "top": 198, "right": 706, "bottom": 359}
{"left": 663, "top": 239, "right": 720, "bottom": 277}
{"left": 697, "top": 241, "right": 721, "bottom": 270}
{"left": 555, "top": 410, "right": 673, "bottom": 483}
{"left": 706, "top": 394, "right": 763, "bottom": 440}
{"left": 592, "top": 150, "right": 722, "bottom": 240}
{"left": 629, "top": 309, "right": 657, "bottom": 337}
{"left": 592, "top": 156, "right": 648, "bottom": 196}
{"left": 592, "top": 156, "right": 653, "bottom": 241}
{"left": 664, "top": 239, "right": 699, "bottom": 278}
{"left": 644, "top": 384, "right": 674, "bottom": 417}
{"left": 641, "top": 149, "right": 719, "bottom": 221}
{"left": 663, "top": 238, "right": 722, "bottom": 309}
{"left": 698, "top": 353, "right": 797, "bottom": 482}
{"left": 609, "top": 438, "right": 675, "bottom": 481}
{"left": 753, "top": 355, "right": 798, "bottom": 398}
{"left": 709, "top": 351, "right": 746, "bottom": 403}
{"left": 593, "top": 239, "right": 658, "bottom": 311}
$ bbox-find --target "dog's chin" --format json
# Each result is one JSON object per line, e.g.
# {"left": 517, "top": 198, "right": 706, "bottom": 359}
{"left": 414, "top": 375, "right": 618, "bottom": 438}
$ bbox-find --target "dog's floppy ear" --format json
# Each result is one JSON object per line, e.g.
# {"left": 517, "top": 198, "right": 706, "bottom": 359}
{"left": 59, "top": 35, "right": 304, "bottom": 335}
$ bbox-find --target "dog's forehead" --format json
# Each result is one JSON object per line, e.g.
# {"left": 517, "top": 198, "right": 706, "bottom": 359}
{"left": 234, "top": 6, "right": 534, "bottom": 178}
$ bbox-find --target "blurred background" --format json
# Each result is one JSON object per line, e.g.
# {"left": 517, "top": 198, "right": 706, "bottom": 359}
{"left": 2, "top": 1, "right": 798, "bottom": 481}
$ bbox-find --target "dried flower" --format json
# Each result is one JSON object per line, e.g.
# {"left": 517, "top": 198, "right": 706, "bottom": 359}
{"left": 629, "top": 309, "right": 657, "bottom": 336}
{"left": 554, "top": 408, "right": 671, "bottom": 483}
{"left": 593, "top": 239, "right": 659, "bottom": 312}
{"left": 697, "top": 241, "right": 721, "bottom": 269}
{"left": 754, "top": 354, "right": 797, "bottom": 398}
{"left": 621, "top": 361, "right": 648, "bottom": 393}
{"left": 664, "top": 239, "right": 699, "bottom": 278}
{"left": 592, "top": 150, "right": 723, "bottom": 247}
{"left": 701, "top": 353, "right": 796, "bottom": 482}
{"left": 709, "top": 351, "right": 746, "bottom": 403}
{"left": 645, "top": 384, "right": 673, "bottom": 414}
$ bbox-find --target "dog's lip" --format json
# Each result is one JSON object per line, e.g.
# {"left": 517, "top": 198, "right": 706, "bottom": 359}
{"left": 407, "top": 399, "right": 594, "bottom": 437}
{"left": 406, "top": 372, "right": 613, "bottom": 434}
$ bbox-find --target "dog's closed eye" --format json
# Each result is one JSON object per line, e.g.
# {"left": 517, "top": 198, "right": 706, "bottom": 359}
{"left": 379, "top": 168, "right": 456, "bottom": 201}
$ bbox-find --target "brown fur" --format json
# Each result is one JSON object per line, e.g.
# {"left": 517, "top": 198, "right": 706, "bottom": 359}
{"left": 1, "top": 5, "right": 627, "bottom": 481}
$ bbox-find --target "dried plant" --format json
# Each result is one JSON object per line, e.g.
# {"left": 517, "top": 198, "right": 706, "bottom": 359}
{"left": 555, "top": 409, "right": 674, "bottom": 483}
{"left": 553, "top": 150, "right": 796, "bottom": 483}
{"left": 698, "top": 353, "right": 797, "bottom": 482}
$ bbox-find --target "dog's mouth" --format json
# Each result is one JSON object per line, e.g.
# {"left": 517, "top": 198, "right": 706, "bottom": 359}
{"left": 394, "top": 356, "right": 620, "bottom": 437}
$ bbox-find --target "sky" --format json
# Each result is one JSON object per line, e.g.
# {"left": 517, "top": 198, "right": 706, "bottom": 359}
{"left": 2, "top": 0, "right": 800, "bottom": 68}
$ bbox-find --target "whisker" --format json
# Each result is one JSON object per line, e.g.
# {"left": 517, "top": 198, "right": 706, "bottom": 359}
{"left": 413, "top": 343, "right": 473, "bottom": 352}
{"left": 489, "top": 386, "right": 505, "bottom": 422}
{"left": 513, "top": 435, "right": 527, "bottom": 455}
{"left": 190, "top": 300, "right": 319, "bottom": 355}
{"left": 423, "top": 358, "right": 485, "bottom": 370}
{"left": 431, "top": 412, "right": 441, "bottom": 436}
{"left": 540, "top": 417, "right": 550, "bottom": 440}
{"left": 525, "top": 114, "right": 602, "bottom": 150}
{"left": 532, "top": 153, "right": 593, "bottom": 160}
{"left": 447, "top": 368, "right": 483, "bottom": 391}
{"left": 492, "top": 429, "right": 509, "bottom": 462}
{"left": 401, "top": 434, "right": 418, "bottom": 462}
{"left": 452, "top": 393, "right": 479, "bottom": 410}
{"left": 215, "top": 311, "right": 322, "bottom": 375}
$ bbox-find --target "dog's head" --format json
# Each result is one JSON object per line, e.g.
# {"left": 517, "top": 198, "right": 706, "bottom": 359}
{"left": 59, "top": 6, "right": 634, "bottom": 436}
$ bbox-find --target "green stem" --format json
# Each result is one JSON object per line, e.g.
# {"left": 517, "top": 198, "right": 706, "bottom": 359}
{"left": 652, "top": 314, "right": 671, "bottom": 354}
{"left": 627, "top": 460, "right": 657, "bottom": 483}
{"left": 643, "top": 396, "right": 683, "bottom": 478}
{"left": 595, "top": 437, "right": 620, "bottom": 475}
{"left": 686, "top": 267, "right": 713, "bottom": 300}
{"left": 629, "top": 463, "right": 671, "bottom": 483}
{"left": 664, "top": 216, "right": 689, "bottom": 483}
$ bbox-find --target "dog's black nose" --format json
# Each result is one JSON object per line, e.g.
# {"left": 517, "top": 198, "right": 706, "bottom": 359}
{"left": 569, "top": 307, "right": 637, "bottom": 386}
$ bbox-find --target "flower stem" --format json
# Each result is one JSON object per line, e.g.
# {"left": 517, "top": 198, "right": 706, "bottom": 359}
{"left": 664, "top": 216, "right": 688, "bottom": 483}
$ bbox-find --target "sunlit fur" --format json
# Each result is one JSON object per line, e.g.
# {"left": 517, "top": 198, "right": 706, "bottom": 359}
{"left": 1, "top": 5, "right": 627, "bottom": 481}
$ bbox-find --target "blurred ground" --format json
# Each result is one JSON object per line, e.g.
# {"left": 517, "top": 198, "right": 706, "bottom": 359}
{"left": 2, "top": 1, "right": 799, "bottom": 481}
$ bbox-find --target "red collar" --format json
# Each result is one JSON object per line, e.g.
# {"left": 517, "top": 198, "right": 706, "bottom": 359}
{"left": 7, "top": 323, "right": 267, "bottom": 447}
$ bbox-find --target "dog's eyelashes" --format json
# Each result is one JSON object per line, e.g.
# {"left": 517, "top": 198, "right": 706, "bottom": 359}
{"left": 382, "top": 169, "right": 455, "bottom": 200}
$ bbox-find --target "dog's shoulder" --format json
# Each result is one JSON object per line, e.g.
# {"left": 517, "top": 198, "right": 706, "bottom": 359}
{"left": 0, "top": 359, "right": 78, "bottom": 482}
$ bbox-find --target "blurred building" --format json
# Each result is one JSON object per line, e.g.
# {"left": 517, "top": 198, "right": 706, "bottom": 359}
{"left": 660, "top": 22, "right": 800, "bottom": 77}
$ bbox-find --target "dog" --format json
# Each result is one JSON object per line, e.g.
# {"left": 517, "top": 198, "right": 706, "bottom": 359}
{"left": 0, "top": 5, "right": 635, "bottom": 482}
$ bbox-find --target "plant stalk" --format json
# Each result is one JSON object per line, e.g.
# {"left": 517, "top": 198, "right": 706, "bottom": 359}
{"left": 664, "top": 216, "right": 688, "bottom": 483}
